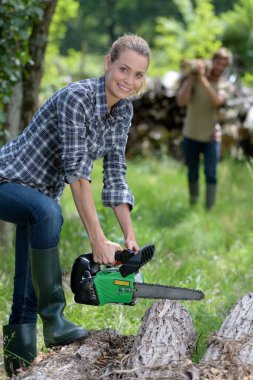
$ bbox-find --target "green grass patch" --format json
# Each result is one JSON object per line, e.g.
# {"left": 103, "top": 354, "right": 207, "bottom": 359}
{"left": 1, "top": 156, "right": 253, "bottom": 373}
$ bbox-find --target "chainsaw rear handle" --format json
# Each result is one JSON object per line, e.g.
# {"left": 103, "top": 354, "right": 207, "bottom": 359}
{"left": 71, "top": 249, "right": 134, "bottom": 293}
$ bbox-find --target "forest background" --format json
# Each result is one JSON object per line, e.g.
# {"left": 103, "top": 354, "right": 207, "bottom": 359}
{"left": 1, "top": 0, "right": 253, "bottom": 139}
{"left": 1, "top": 0, "right": 253, "bottom": 375}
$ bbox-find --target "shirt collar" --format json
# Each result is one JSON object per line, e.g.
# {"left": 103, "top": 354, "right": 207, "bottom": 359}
{"left": 95, "top": 76, "right": 129, "bottom": 119}
{"left": 95, "top": 76, "right": 108, "bottom": 117}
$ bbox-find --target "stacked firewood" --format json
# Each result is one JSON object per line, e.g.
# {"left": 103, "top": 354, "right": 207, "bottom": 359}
{"left": 128, "top": 79, "right": 185, "bottom": 160}
{"left": 127, "top": 75, "right": 253, "bottom": 160}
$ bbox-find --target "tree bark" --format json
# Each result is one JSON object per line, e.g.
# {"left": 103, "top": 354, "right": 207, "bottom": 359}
{"left": 21, "top": 0, "right": 57, "bottom": 131}
{"left": 121, "top": 300, "right": 196, "bottom": 379}
{"left": 0, "top": 82, "right": 23, "bottom": 246}
{"left": 200, "top": 292, "right": 253, "bottom": 379}
{"left": 0, "top": 221, "right": 13, "bottom": 249}
{"left": 5, "top": 82, "right": 23, "bottom": 141}
{"left": 13, "top": 330, "right": 134, "bottom": 380}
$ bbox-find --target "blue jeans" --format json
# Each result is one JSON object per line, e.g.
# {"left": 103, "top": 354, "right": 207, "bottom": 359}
{"left": 183, "top": 137, "right": 220, "bottom": 184}
{"left": 0, "top": 183, "right": 63, "bottom": 324}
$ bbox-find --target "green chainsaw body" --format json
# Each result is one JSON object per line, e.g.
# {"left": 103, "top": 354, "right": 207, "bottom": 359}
{"left": 94, "top": 269, "right": 143, "bottom": 305}
{"left": 71, "top": 245, "right": 153, "bottom": 306}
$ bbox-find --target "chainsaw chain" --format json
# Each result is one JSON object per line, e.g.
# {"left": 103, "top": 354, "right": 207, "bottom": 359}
{"left": 134, "top": 282, "right": 204, "bottom": 301}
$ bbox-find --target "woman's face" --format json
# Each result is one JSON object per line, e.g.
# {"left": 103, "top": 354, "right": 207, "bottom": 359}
{"left": 104, "top": 48, "right": 149, "bottom": 109}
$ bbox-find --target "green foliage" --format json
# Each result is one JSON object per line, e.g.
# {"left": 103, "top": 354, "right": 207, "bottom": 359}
{"left": 47, "top": 0, "right": 79, "bottom": 53}
{"left": 0, "top": 0, "right": 43, "bottom": 139}
{"left": 212, "top": 0, "right": 237, "bottom": 14}
{"left": 242, "top": 72, "right": 253, "bottom": 88}
{"left": 150, "top": 0, "right": 223, "bottom": 76}
{"left": 40, "top": 0, "right": 253, "bottom": 96}
{"left": 221, "top": 0, "right": 253, "bottom": 73}
{"left": 40, "top": 51, "right": 103, "bottom": 103}
{"left": 60, "top": 0, "right": 180, "bottom": 55}
{"left": 40, "top": 0, "right": 80, "bottom": 102}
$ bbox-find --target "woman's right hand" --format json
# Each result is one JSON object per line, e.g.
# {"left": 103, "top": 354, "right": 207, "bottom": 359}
{"left": 91, "top": 238, "right": 123, "bottom": 265}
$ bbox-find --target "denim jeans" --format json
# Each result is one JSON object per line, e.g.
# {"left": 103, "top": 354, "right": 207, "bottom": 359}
{"left": 0, "top": 183, "right": 63, "bottom": 324}
{"left": 183, "top": 137, "right": 220, "bottom": 184}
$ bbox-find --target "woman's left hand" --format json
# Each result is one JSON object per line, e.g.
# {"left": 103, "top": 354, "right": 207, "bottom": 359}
{"left": 125, "top": 239, "right": 139, "bottom": 253}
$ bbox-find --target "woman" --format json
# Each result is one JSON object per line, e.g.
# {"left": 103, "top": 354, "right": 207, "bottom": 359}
{"left": 0, "top": 34, "right": 151, "bottom": 375}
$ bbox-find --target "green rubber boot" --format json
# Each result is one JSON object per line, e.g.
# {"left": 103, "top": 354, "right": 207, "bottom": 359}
{"left": 205, "top": 183, "right": 217, "bottom": 209}
{"left": 189, "top": 182, "right": 199, "bottom": 205}
{"left": 30, "top": 247, "right": 87, "bottom": 348}
{"left": 3, "top": 323, "right": 37, "bottom": 377}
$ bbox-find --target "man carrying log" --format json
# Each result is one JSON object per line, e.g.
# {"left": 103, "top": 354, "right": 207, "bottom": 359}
{"left": 176, "top": 48, "right": 233, "bottom": 209}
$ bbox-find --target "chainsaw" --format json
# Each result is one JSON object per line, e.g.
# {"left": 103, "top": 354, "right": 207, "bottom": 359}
{"left": 70, "top": 244, "right": 204, "bottom": 306}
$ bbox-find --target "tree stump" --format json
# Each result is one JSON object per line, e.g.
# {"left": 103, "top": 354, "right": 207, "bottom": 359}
{"left": 11, "top": 294, "right": 253, "bottom": 380}
{"left": 199, "top": 292, "right": 253, "bottom": 379}
{"left": 120, "top": 300, "right": 196, "bottom": 379}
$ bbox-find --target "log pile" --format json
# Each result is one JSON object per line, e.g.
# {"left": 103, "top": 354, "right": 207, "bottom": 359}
{"left": 127, "top": 75, "right": 253, "bottom": 160}
{"left": 128, "top": 79, "right": 185, "bottom": 160}
{"left": 12, "top": 293, "right": 253, "bottom": 380}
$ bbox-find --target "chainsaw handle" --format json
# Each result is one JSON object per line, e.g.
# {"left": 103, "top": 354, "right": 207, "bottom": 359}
{"left": 70, "top": 254, "right": 100, "bottom": 294}
{"left": 115, "top": 249, "right": 135, "bottom": 264}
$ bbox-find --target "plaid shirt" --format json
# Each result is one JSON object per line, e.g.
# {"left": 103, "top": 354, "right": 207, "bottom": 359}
{"left": 0, "top": 76, "right": 135, "bottom": 208}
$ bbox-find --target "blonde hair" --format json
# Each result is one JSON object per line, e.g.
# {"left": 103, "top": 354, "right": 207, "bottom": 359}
{"left": 108, "top": 34, "right": 151, "bottom": 64}
{"left": 108, "top": 34, "right": 151, "bottom": 96}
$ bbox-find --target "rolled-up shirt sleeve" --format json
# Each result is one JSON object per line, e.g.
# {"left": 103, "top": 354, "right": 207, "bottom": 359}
{"left": 56, "top": 89, "right": 93, "bottom": 183}
{"left": 102, "top": 126, "right": 134, "bottom": 210}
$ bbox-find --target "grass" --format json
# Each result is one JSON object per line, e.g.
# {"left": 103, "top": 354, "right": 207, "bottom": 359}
{"left": 0, "top": 155, "right": 253, "bottom": 376}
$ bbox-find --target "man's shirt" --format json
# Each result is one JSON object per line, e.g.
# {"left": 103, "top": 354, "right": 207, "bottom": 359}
{"left": 183, "top": 78, "right": 232, "bottom": 142}
{"left": 0, "top": 76, "right": 135, "bottom": 208}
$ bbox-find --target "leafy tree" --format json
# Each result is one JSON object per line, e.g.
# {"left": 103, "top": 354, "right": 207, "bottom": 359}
{"left": 0, "top": 0, "right": 57, "bottom": 245}
{"left": 221, "top": 0, "right": 253, "bottom": 79}
{"left": 0, "top": 0, "right": 78, "bottom": 139}
{"left": 150, "top": 0, "right": 223, "bottom": 76}
{"left": 0, "top": 0, "right": 43, "bottom": 142}
{"left": 60, "top": 0, "right": 181, "bottom": 55}
{"left": 212, "top": 0, "right": 237, "bottom": 14}
{"left": 40, "top": 0, "right": 79, "bottom": 101}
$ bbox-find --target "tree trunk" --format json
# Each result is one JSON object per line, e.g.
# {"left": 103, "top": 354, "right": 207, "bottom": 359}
{"left": 0, "top": 221, "right": 13, "bottom": 249}
{"left": 21, "top": 0, "right": 58, "bottom": 131}
{"left": 5, "top": 82, "right": 23, "bottom": 141}
{"left": 0, "top": 81, "right": 23, "bottom": 246}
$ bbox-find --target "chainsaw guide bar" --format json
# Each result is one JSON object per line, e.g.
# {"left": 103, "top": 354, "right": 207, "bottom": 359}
{"left": 133, "top": 282, "right": 204, "bottom": 301}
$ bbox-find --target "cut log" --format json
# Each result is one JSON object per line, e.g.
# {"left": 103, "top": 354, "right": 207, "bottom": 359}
{"left": 121, "top": 299, "right": 196, "bottom": 379}
{"left": 198, "top": 292, "right": 253, "bottom": 379}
